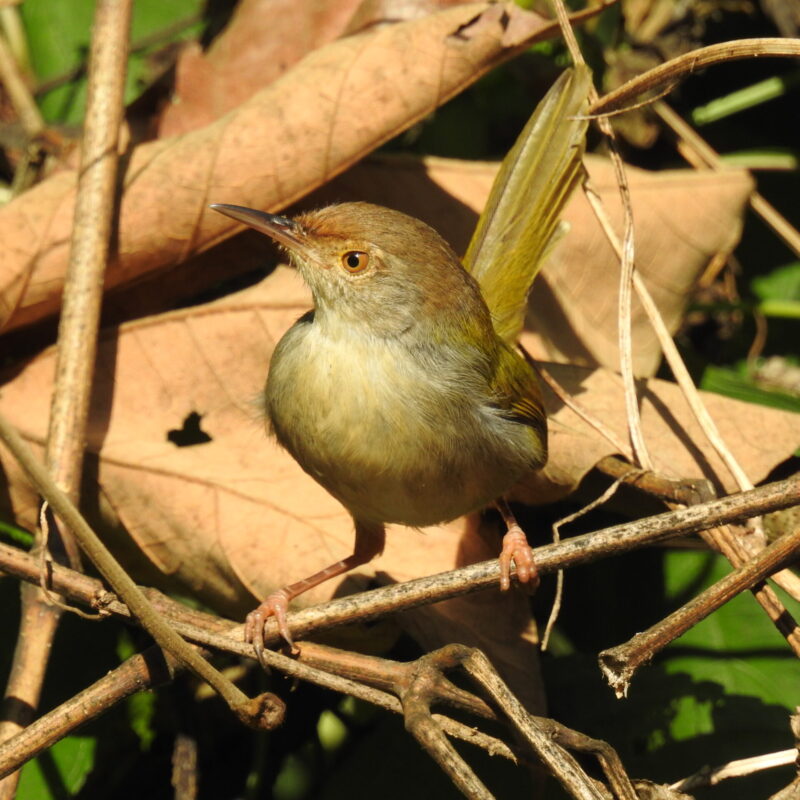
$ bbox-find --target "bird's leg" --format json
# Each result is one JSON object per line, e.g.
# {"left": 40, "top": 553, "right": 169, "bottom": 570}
{"left": 245, "top": 519, "right": 386, "bottom": 653}
{"left": 495, "top": 498, "right": 538, "bottom": 592}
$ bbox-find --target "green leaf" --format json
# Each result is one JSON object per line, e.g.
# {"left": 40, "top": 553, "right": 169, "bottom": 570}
{"left": 273, "top": 743, "right": 316, "bottom": 800}
{"left": 752, "top": 262, "right": 800, "bottom": 303}
{"left": 17, "top": 736, "right": 96, "bottom": 799}
{"left": 0, "top": 518, "right": 33, "bottom": 548}
{"left": 691, "top": 70, "right": 800, "bottom": 125}
{"left": 664, "top": 549, "right": 800, "bottom": 655}
{"left": 113, "top": 631, "right": 157, "bottom": 750}
{"left": 701, "top": 364, "right": 800, "bottom": 413}
{"left": 464, "top": 65, "right": 591, "bottom": 343}
{"left": 126, "top": 691, "right": 157, "bottom": 751}
{"left": 719, "top": 148, "right": 799, "bottom": 170}
{"left": 22, "top": 0, "right": 204, "bottom": 125}
{"left": 21, "top": 0, "right": 94, "bottom": 123}
{"left": 662, "top": 550, "right": 800, "bottom": 741}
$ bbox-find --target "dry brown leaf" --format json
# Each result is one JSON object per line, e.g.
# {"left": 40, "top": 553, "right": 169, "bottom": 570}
{"left": 521, "top": 354, "right": 799, "bottom": 502}
{"left": 159, "top": 0, "right": 477, "bottom": 138}
{"left": 0, "top": 1, "right": 556, "bottom": 334}
{"left": 534, "top": 159, "right": 754, "bottom": 376}
{"left": 157, "top": 0, "right": 366, "bottom": 138}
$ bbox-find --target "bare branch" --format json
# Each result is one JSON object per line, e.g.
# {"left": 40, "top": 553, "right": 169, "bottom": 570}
{"left": 600, "top": 526, "right": 800, "bottom": 695}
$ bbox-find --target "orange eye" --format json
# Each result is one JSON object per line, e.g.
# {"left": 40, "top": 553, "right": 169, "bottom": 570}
{"left": 341, "top": 251, "right": 369, "bottom": 273}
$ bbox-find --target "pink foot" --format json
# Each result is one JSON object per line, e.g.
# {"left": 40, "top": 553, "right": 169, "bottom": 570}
{"left": 498, "top": 525, "right": 539, "bottom": 592}
{"left": 245, "top": 588, "right": 297, "bottom": 655}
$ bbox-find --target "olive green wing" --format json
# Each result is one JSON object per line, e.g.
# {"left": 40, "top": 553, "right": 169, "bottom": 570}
{"left": 490, "top": 342, "right": 547, "bottom": 468}
{"left": 464, "top": 66, "right": 591, "bottom": 345}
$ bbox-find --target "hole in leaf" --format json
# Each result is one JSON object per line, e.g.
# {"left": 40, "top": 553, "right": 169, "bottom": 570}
{"left": 167, "top": 411, "right": 212, "bottom": 447}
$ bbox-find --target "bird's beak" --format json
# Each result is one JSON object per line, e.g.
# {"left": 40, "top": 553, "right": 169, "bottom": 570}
{"left": 209, "top": 204, "right": 304, "bottom": 251}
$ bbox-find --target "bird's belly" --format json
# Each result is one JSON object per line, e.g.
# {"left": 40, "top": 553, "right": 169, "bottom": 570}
{"left": 316, "top": 423, "right": 515, "bottom": 527}
{"left": 266, "top": 324, "right": 530, "bottom": 526}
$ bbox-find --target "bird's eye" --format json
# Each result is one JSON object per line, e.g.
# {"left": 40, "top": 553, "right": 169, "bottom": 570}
{"left": 341, "top": 251, "right": 369, "bottom": 273}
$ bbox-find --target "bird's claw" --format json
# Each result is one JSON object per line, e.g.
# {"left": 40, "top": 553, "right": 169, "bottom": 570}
{"left": 245, "top": 589, "right": 298, "bottom": 658}
{"left": 498, "top": 524, "right": 539, "bottom": 593}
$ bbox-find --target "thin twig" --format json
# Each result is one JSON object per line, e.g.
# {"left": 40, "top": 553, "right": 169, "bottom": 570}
{"left": 0, "top": 30, "right": 43, "bottom": 136}
{"left": 0, "top": 449, "right": 795, "bottom": 650}
{"left": 0, "top": 4, "right": 133, "bottom": 795}
{"left": 634, "top": 271, "right": 754, "bottom": 490}
{"left": 704, "top": 521, "right": 800, "bottom": 640}
{"left": 584, "top": 173, "right": 800, "bottom": 611}
{"left": 594, "top": 460, "right": 800, "bottom": 628}
{"left": 672, "top": 748, "right": 798, "bottom": 792}
{"left": 461, "top": 647, "right": 622, "bottom": 799}
{"left": 0, "top": 647, "right": 181, "bottom": 779}
{"left": 402, "top": 645, "right": 618, "bottom": 799}
{"left": 402, "top": 651, "right": 497, "bottom": 799}
{"left": 0, "top": 22, "right": 47, "bottom": 195}
{"left": 0, "top": 411, "right": 283, "bottom": 731}
{"left": 533, "top": 363, "right": 634, "bottom": 461}
{"left": 542, "top": 721, "right": 642, "bottom": 800}
{"left": 46, "top": 0, "right": 132, "bottom": 509}
{"left": 0, "top": 6, "right": 29, "bottom": 71}
{"left": 590, "top": 39, "right": 800, "bottom": 117}
{"left": 595, "top": 456, "right": 713, "bottom": 505}
{"left": 550, "top": 0, "right": 651, "bottom": 470}
{"left": 599, "top": 526, "right": 800, "bottom": 695}
{"left": 769, "top": 714, "right": 800, "bottom": 799}
{"left": 542, "top": 470, "right": 639, "bottom": 649}
{"left": 247, "top": 475, "right": 798, "bottom": 645}
{"left": 654, "top": 100, "right": 800, "bottom": 258}
{"left": 581, "top": 171, "right": 755, "bottom": 490}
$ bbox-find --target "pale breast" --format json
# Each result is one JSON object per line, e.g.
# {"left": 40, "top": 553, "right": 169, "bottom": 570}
{"left": 265, "top": 316, "right": 535, "bottom": 526}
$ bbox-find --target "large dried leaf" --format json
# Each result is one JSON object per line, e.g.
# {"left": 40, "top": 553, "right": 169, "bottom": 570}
{"left": 0, "top": 1, "right": 556, "bottom": 333}
{"left": 533, "top": 160, "right": 755, "bottom": 375}
{"left": 158, "top": 0, "right": 476, "bottom": 138}
{"left": 157, "top": 0, "right": 365, "bottom": 137}
{"left": 518, "top": 354, "right": 800, "bottom": 503}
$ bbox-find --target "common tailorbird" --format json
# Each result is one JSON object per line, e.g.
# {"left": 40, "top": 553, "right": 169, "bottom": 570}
{"left": 210, "top": 202, "right": 547, "bottom": 650}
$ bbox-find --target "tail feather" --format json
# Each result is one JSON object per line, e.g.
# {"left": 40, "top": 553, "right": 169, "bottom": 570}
{"left": 464, "top": 66, "right": 592, "bottom": 344}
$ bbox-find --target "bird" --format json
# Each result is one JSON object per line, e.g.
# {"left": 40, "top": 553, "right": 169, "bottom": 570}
{"left": 210, "top": 200, "right": 548, "bottom": 651}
